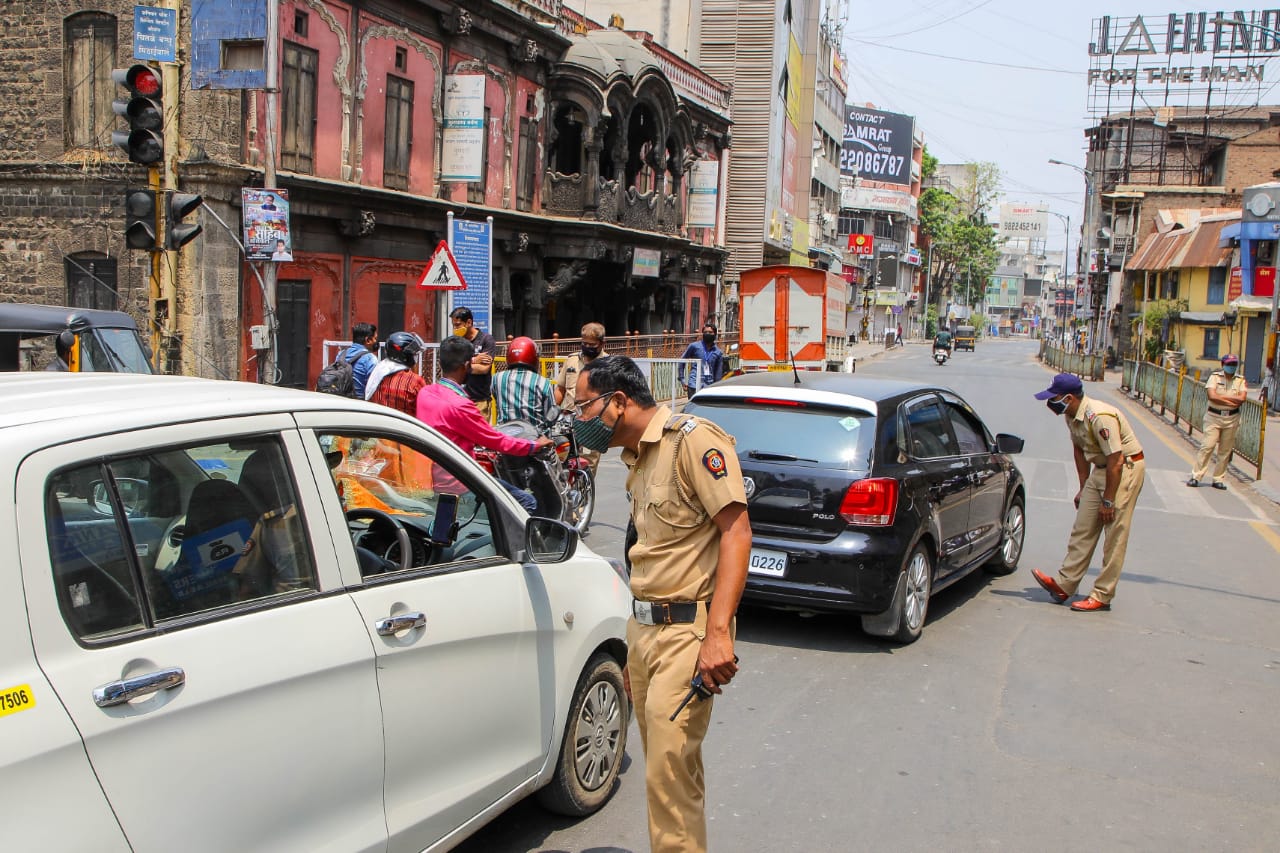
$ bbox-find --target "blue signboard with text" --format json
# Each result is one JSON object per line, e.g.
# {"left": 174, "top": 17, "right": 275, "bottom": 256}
{"left": 449, "top": 219, "right": 493, "bottom": 334}
{"left": 133, "top": 6, "right": 177, "bottom": 63}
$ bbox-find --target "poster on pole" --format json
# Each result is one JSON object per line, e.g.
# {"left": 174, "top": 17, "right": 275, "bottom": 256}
{"left": 449, "top": 218, "right": 492, "bottom": 332}
{"left": 441, "top": 75, "right": 486, "bottom": 182}
{"left": 242, "top": 188, "right": 292, "bottom": 261}
{"left": 687, "top": 160, "right": 719, "bottom": 228}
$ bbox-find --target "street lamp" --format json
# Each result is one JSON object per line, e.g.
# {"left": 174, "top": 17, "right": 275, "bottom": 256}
{"left": 1043, "top": 209, "right": 1071, "bottom": 341}
{"left": 1049, "top": 158, "right": 1100, "bottom": 352}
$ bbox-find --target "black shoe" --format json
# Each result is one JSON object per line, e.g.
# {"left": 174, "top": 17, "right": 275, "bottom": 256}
{"left": 1186, "top": 478, "right": 1199, "bottom": 487}
{"left": 1212, "top": 482, "right": 1228, "bottom": 491}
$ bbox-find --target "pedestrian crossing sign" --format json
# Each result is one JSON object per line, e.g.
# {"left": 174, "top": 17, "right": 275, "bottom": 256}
{"left": 415, "top": 240, "right": 467, "bottom": 290}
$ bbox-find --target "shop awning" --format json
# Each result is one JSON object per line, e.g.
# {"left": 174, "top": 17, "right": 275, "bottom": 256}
{"left": 1230, "top": 295, "right": 1273, "bottom": 312}
{"left": 1177, "top": 311, "right": 1237, "bottom": 325}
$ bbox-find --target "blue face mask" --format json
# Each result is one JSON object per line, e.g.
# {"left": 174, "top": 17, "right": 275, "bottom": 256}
{"left": 1046, "top": 396, "right": 1069, "bottom": 416}
{"left": 1223, "top": 365, "right": 1237, "bottom": 375}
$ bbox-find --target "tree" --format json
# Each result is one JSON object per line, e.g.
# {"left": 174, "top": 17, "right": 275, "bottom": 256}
{"left": 918, "top": 184, "right": 999, "bottom": 311}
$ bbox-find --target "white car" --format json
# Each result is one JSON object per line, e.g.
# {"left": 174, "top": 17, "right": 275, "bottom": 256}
{"left": 0, "top": 374, "right": 630, "bottom": 852}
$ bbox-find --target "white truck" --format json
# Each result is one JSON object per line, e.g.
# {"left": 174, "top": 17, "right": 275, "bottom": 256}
{"left": 737, "top": 265, "right": 847, "bottom": 372}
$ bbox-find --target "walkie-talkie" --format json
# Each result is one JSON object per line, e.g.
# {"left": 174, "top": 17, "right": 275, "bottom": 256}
{"left": 669, "top": 656, "right": 739, "bottom": 721}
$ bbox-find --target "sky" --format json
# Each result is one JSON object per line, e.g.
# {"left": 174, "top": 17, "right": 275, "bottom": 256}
{"left": 841, "top": 1, "right": 1280, "bottom": 260}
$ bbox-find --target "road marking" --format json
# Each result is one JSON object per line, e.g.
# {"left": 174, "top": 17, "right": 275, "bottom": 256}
{"left": 1146, "top": 467, "right": 1215, "bottom": 517}
{"left": 1249, "top": 520, "right": 1280, "bottom": 554}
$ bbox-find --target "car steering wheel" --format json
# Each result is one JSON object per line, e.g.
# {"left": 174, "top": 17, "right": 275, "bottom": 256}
{"left": 345, "top": 508, "right": 413, "bottom": 573}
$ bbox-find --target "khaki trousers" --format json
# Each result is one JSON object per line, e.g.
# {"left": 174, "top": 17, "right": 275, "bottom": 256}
{"left": 1056, "top": 458, "right": 1145, "bottom": 604}
{"left": 1192, "top": 411, "right": 1240, "bottom": 484}
{"left": 627, "top": 607, "right": 714, "bottom": 853}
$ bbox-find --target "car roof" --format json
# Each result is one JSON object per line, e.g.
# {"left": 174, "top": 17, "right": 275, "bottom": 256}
{"left": 0, "top": 373, "right": 413, "bottom": 443}
{"left": 0, "top": 304, "right": 142, "bottom": 334}
{"left": 695, "top": 371, "right": 938, "bottom": 409}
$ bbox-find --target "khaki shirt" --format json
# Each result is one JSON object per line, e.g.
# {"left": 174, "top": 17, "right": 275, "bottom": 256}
{"left": 1067, "top": 395, "right": 1142, "bottom": 466}
{"left": 1206, "top": 371, "right": 1247, "bottom": 412}
{"left": 555, "top": 351, "right": 606, "bottom": 409}
{"left": 622, "top": 407, "right": 747, "bottom": 602}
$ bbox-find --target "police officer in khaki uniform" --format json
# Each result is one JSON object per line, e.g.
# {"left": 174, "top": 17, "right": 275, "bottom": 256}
{"left": 555, "top": 322, "right": 608, "bottom": 473}
{"left": 1031, "top": 373, "right": 1145, "bottom": 612}
{"left": 573, "top": 356, "right": 750, "bottom": 853}
{"left": 1188, "top": 353, "right": 1248, "bottom": 490}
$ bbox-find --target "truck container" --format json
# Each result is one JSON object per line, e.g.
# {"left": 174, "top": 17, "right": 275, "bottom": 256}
{"left": 738, "top": 265, "right": 847, "bottom": 372}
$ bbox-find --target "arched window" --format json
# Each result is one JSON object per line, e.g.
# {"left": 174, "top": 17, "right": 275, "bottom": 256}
{"left": 64, "top": 12, "right": 118, "bottom": 150}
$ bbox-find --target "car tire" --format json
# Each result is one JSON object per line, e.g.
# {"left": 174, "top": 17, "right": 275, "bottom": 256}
{"left": 862, "top": 543, "right": 932, "bottom": 644}
{"left": 537, "top": 652, "right": 628, "bottom": 817}
{"left": 984, "top": 495, "right": 1025, "bottom": 575}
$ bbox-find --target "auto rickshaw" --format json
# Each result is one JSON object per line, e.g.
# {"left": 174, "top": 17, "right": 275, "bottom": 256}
{"left": 0, "top": 304, "right": 154, "bottom": 373}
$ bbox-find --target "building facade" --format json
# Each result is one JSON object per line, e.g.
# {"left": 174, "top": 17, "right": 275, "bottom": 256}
{"left": 0, "top": 1, "right": 731, "bottom": 386}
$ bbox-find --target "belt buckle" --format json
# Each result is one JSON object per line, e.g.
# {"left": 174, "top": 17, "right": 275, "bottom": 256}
{"left": 634, "top": 600, "right": 652, "bottom": 624}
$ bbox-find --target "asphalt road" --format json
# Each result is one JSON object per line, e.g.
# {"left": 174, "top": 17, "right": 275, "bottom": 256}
{"left": 457, "top": 339, "right": 1280, "bottom": 853}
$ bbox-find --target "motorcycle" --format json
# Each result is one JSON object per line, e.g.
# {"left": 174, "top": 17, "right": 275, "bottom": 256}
{"left": 477, "top": 412, "right": 596, "bottom": 535}
{"left": 933, "top": 347, "right": 950, "bottom": 365}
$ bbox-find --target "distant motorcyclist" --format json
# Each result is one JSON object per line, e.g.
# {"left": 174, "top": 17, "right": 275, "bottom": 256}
{"left": 933, "top": 329, "right": 953, "bottom": 354}
{"left": 493, "top": 336, "right": 560, "bottom": 434}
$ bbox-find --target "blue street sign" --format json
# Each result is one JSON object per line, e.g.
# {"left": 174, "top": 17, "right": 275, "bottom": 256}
{"left": 133, "top": 6, "right": 177, "bottom": 63}
{"left": 450, "top": 219, "right": 493, "bottom": 334}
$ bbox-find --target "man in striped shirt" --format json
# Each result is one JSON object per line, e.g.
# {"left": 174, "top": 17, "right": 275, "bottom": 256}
{"left": 366, "top": 332, "right": 426, "bottom": 417}
{"left": 493, "top": 336, "right": 559, "bottom": 433}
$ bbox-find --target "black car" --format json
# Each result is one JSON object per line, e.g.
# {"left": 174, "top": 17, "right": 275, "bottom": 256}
{"left": 685, "top": 373, "right": 1025, "bottom": 643}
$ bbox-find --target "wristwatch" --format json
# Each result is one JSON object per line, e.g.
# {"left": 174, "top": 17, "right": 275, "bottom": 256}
{"left": 1101, "top": 499, "right": 1115, "bottom": 508}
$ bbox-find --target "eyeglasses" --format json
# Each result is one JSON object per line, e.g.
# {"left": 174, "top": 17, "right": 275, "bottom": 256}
{"left": 573, "top": 392, "right": 615, "bottom": 417}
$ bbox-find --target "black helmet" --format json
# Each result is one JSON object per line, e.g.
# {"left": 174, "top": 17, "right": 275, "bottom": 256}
{"left": 385, "top": 331, "right": 423, "bottom": 366}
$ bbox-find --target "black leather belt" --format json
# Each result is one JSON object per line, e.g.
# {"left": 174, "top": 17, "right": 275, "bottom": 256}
{"left": 632, "top": 600, "right": 700, "bottom": 625}
{"left": 1208, "top": 406, "right": 1239, "bottom": 416}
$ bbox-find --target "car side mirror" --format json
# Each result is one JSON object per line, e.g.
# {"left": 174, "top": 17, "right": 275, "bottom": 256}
{"left": 88, "top": 480, "right": 114, "bottom": 516}
{"left": 995, "top": 433, "right": 1025, "bottom": 455}
{"left": 525, "top": 517, "right": 578, "bottom": 563}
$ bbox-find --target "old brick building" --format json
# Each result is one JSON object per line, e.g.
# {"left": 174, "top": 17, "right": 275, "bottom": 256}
{"left": 0, "top": 1, "right": 730, "bottom": 385}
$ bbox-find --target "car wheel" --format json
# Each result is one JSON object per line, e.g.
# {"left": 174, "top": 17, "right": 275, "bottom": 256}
{"left": 862, "top": 543, "right": 933, "bottom": 644}
{"left": 537, "top": 653, "right": 628, "bottom": 817}
{"left": 984, "top": 496, "right": 1025, "bottom": 575}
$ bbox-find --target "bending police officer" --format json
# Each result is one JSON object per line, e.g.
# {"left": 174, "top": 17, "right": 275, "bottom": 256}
{"left": 1031, "top": 373, "right": 1145, "bottom": 612}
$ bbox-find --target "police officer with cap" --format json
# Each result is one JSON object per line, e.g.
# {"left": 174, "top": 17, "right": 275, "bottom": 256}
{"left": 1031, "top": 373, "right": 1145, "bottom": 612}
{"left": 1189, "top": 353, "right": 1247, "bottom": 490}
{"left": 572, "top": 355, "right": 749, "bottom": 853}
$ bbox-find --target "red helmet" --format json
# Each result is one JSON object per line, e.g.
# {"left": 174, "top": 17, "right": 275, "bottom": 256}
{"left": 506, "top": 336, "right": 539, "bottom": 369}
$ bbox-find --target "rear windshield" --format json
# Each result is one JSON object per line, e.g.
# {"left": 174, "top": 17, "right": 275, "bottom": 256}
{"left": 685, "top": 399, "right": 877, "bottom": 470}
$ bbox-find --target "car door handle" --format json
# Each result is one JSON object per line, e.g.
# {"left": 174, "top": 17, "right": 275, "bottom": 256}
{"left": 93, "top": 667, "right": 186, "bottom": 708}
{"left": 375, "top": 612, "right": 426, "bottom": 636}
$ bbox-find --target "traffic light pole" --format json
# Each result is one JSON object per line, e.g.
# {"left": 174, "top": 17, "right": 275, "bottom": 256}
{"left": 159, "top": 32, "right": 180, "bottom": 374}
{"left": 149, "top": 166, "right": 163, "bottom": 365}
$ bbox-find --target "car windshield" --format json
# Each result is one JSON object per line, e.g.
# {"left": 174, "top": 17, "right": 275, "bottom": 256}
{"left": 685, "top": 399, "right": 876, "bottom": 471}
{"left": 80, "top": 329, "right": 153, "bottom": 374}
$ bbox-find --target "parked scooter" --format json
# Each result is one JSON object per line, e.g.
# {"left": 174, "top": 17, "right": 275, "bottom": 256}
{"left": 933, "top": 347, "right": 949, "bottom": 365}
{"left": 479, "top": 412, "right": 595, "bottom": 534}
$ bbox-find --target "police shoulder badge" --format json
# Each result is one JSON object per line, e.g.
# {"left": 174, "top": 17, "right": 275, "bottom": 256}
{"left": 703, "top": 448, "right": 728, "bottom": 479}
{"left": 1099, "top": 427, "right": 1111, "bottom": 440}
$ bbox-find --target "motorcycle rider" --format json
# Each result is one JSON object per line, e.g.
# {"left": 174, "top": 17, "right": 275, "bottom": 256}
{"left": 366, "top": 331, "right": 426, "bottom": 415}
{"left": 933, "top": 328, "right": 953, "bottom": 358}
{"left": 493, "top": 336, "right": 560, "bottom": 434}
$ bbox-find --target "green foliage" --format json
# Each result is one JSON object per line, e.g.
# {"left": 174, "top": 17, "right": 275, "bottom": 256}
{"left": 921, "top": 146, "right": 938, "bottom": 182}
{"left": 924, "top": 304, "right": 939, "bottom": 338}
{"left": 1137, "top": 299, "right": 1187, "bottom": 362}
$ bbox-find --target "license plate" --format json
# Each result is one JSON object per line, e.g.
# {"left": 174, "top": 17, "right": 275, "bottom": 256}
{"left": 748, "top": 547, "right": 789, "bottom": 577}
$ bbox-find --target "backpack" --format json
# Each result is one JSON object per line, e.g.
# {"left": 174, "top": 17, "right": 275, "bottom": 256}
{"left": 315, "top": 350, "right": 361, "bottom": 397}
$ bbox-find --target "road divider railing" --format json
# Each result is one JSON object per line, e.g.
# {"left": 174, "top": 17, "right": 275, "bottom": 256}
{"left": 1039, "top": 341, "right": 1104, "bottom": 381}
{"left": 1121, "top": 359, "right": 1266, "bottom": 480}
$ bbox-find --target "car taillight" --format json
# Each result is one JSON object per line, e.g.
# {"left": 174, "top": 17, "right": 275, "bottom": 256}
{"left": 839, "top": 478, "right": 898, "bottom": 526}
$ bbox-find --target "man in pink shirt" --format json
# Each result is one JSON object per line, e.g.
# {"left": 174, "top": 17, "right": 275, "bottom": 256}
{"left": 417, "top": 336, "right": 551, "bottom": 513}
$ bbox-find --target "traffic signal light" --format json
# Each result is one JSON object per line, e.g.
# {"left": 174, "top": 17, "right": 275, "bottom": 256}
{"left": 112, "top": 65, "right": 164, "bottom": 165}
{"left": 166, "top": 192, "right": 204, "bottom": 250}
{"left": 124, "top": 189, "right": 158, "bottom": 250}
